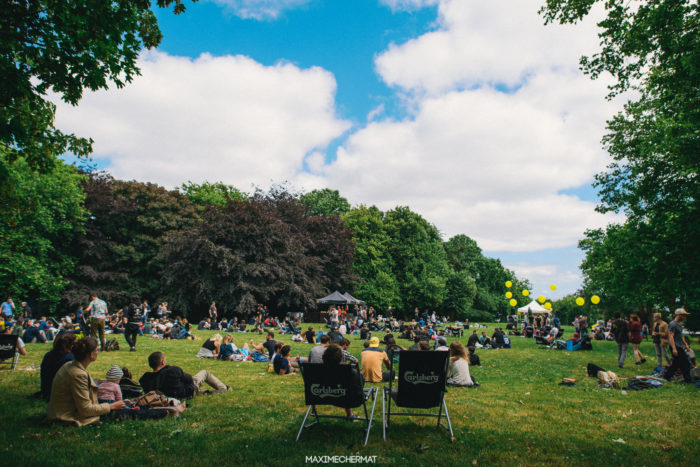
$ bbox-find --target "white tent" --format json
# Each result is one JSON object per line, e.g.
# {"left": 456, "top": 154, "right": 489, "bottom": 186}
{"left": 517, "top": 300, "right": 551, "bottom": 314}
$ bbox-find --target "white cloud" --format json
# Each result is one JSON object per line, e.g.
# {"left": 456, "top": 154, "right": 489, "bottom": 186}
{"left": 53, "top": 51, "right": 350, "bottom": 189}
{"left": 209, "top": 0, "right": 311, "bottom": 20}
{"left": 375, "top": 0, "right": 603, "bottom": 94}
{"left": 379, "top": 0, "right": 438, "bottom": 12}
{"left": 297, "top": 74, "right": 623, "bottom": 251}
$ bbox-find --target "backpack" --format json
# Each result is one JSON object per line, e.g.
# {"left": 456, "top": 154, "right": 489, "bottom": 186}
{"left": 134, "top": 390, "right": 170, "bottom": 408}
{"left": 250, "top": 351, "right": 269, "bottom": 362}
{"left": 106, "top": 338, "right": 120, "bottom": 352}
{"left": 120, "top": 378, "right": 144, "bottom": 398}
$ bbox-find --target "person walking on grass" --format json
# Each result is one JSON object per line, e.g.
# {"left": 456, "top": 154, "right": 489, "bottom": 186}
{"left": 124, "top": 298, "right": 142, "bottom": 352}
{"left": 629, "top": 314, "right": 646, "bottom": 365}
{"left": 611, "top": 312, "right": 629, "bottom": 369}
{"left": 651, "top": 313, "right": 670, "bottom": 367}
{"left": 85, "top": 294, "right": 107, "bottom": 351}
{"left": 662, "top": 309, "right": 692, "bottom": 383}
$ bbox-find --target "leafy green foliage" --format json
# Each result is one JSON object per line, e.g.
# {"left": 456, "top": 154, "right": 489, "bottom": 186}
{"left": 0, "top": 151, "right": 87, "bottom": 310}
{"left": 343, "top": 205, "right": 400, "bottom": 312}
{"left": 300, "top": 188, "right": 351, "bottom": 217}
{"left": 180, "top": 181, "right": 247, "bottom": 206}
{"left": 542, "top": 0, "right": 700, "bottom": 320}
{"left": 1, "top": 0, "right": 195, "bottom": 169}
{"left": 383, "top": 207, "right": 449, "bottom": 313}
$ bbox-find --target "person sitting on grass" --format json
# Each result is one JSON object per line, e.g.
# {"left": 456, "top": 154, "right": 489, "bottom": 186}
{"left": 478, "top": 331, "right": 491, "bottom": 348}
{"left": 304, "top": 326, "right": 316, "bottom": 344}
{"left": 447, "top": 342, "right": 475, "bottom": 387}
{"left": 97, "top": 365, "right": 123, "bottom": 403}
{"left": 140, "top": 351, "right": 230, "bottom": 399}
{"left": 340, "top": 338, "right": 358, "bottom": 364}
{"left": 46, "top": 337, "right": 126, "bottom": 426}
{"left": 218, "top": 334, "right": 236, "bottom": 360}
{"left": 249, "top": 332, "right": 277, "bottom": 359}
{"left": 321, "top": 343, "right": 364, "bottom": 418}
{"left": 468, "top": 346, "right": 480, "bottom": 366}
{"left": 309, "top": 334, "right": 331, "bottom": 363}
{"left": 40, "top": 333, "right": 76, "bottom": 401}
{"left": 273, "top": 345, "right": 298, "bottom": 375}
{"left": 197, "top": 333, "right": 221, "bottom": 359}
{"left": 467, "top": 330, "right": 479, "bottom": 349}
{"left": 360, "top": 337, "right": 392, "bottom": 383}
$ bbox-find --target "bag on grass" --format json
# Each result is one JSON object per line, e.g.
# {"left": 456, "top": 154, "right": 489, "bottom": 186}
{"left": 106, "top": 338, "right": 120, "bottom": 352}
{"left": 251, "top": 351, "right": 269, "bottom": 362}
{"left": 134, "top": 390, "right": 170, "bottom": 408}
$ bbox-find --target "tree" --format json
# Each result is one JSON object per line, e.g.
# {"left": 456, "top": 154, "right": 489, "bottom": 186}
{"left": 159, "top": 187, "right": 356, "bottom": 319}
{"left": 0, "top": 149, "right": 87, "bottom": 312}
{"left": 62, "top": 174, "right": 199, "bottom": 310}
{"left": 383, "top": 207, "right": 449, "bottom": 315}
{"left": 1, "top": 0, "right": 195, "bottom": 171}
{"left": 542, "top": 0, "right": 700, "bottom": 319}
{"left": 300, "top": 188, "right": 351, "bottom": 217}
{"left": 444, "top": 234, "right": 522, "bottom": 319}
{"left": 180, "top": 181, "right": 247, "bottom": 207}
{"left": 343, "top": 205, "right": 401, "bottom": 312}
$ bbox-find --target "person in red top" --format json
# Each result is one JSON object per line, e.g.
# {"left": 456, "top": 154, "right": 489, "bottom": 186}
{"left": 629, "top": 314, "right": 647, "bottom": 365}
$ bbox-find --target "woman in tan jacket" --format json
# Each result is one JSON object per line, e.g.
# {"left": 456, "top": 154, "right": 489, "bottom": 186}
{"left": 46, "top": 337, "right": 125, "bottom": 426}
{"left": 651, "top": 313, "right": 670, "bottom": 367}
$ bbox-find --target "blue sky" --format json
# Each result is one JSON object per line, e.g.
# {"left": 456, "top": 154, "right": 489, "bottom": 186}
{"left": 54, "top": 0, "right": 625, "bottom": 301}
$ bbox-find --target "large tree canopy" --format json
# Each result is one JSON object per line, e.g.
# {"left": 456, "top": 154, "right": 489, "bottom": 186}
{"left": 62, "top": 174, "right": 199, "bottom": 310}
{"left": 159, "top": 187, "right": 356, "bottom": 318}
{"left": 1, "top": 0, "right": 195, "bottom": 172}
{"left": 542, "top": 0, "right": 700, "bottom": 321}
{"left": 0, "top": 149, "right": 87, "bottom": 311}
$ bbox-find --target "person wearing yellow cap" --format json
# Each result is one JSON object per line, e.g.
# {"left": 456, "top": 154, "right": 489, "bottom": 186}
{"left": 360, "top": 336, "right": 392, "bottom": 383}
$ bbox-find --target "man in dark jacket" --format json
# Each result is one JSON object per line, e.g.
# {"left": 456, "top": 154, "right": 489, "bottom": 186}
{"left": 140, "top": 352, "right": 230, "bottom": 399}
{"left": 124, "top": 300, "right": 142, "bottom": 352}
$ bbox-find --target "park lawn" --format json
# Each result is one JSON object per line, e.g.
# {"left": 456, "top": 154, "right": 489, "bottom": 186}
{"left": 1, "top": 324, "right": 698, "bottom": 466}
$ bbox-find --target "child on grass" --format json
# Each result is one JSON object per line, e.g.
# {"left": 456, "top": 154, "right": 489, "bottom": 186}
{"left": 97, "top": 365, "right": 123, "bottom": 403}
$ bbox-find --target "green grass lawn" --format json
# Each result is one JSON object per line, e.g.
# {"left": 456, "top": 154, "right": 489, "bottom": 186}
{"left": 1, "top": 323, "right": 698, "bottom": 466}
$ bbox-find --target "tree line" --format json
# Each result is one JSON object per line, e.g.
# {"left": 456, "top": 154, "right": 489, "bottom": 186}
{"left": 0, "top": 159, "right": 527, "bottom": 321}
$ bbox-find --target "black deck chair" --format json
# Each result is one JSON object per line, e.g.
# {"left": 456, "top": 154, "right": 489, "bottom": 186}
{"left": 296, "top": 363, "right": 378, "bottom": 446}
{"left": 0, "top": 334, "right": 20, "bottom": 370}
{"left": 382, "top": 350, "right": 454, "bottom": 440}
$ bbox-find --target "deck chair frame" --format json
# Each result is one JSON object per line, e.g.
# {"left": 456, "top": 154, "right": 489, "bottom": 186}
{"left": 296, "top": 363, "right": 378, "bottom": 446}
{"left": 0, "top": 334, "right": 20, "bottom": 370}
{"left": 381, "top": 350, "right": 454, "bottom": 440}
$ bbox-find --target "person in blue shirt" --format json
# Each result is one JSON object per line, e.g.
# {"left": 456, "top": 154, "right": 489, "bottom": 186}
{"left": 1, "top": 298, "right": 15, "bottom": 319}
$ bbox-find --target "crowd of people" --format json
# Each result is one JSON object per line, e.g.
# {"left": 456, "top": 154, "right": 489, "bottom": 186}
{"left": 1, "top": 293, "right": 697, "bottom": 428}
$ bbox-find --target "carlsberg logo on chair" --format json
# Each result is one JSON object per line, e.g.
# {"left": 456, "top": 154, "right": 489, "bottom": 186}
{"left": 404, "top": 371, "right": 439, "bottom": 385}
{"left": 310, "top": 384, "right": 347, "bottom": 398}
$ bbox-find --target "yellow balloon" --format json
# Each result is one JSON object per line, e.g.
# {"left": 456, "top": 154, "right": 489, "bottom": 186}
{"left": 544, "top": 302, "right": 552, "bottom": 310}
{"left": 591, "top": 295, "right": 600, "bottom": 305}
{"left": 505, "top": 291, "right": 513, "bottom": 299}
{"left": 509, "top": 299, "right": 517, "bottom": 307}
{"left": 505, "top": 281, "right": 512, "bottom": 288}
{"left": 522, "top": 289, "right": 530, "bottom": 297}
{"left": 550, "top": 284, "right": 557, "bottom": 291}
{"left": 537, "top": 295, "right": 546, "bottom": 304}
{"left": 576, "top": 297, "right": 585, "bottom": 306}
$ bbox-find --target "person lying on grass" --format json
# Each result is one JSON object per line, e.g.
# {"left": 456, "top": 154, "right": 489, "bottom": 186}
{"left": 217, "top": 335, "right": 252, "bottom": 361}
{"left": 140, "top": 351, "right": 230, "bottom": 399}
